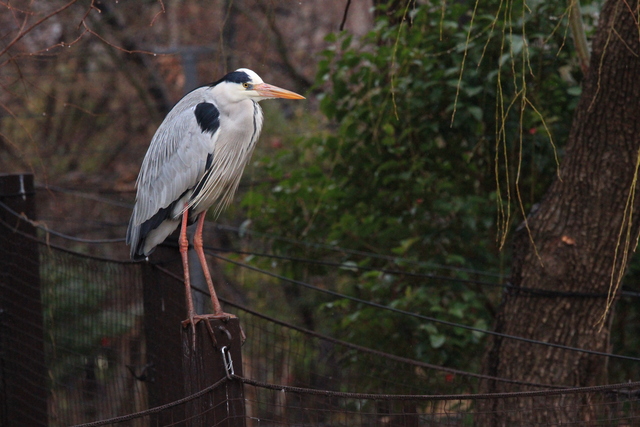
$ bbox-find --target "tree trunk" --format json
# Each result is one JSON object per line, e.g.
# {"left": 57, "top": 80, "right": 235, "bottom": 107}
{"left": 479, "top": 0, "right": 640, "bottom": 424}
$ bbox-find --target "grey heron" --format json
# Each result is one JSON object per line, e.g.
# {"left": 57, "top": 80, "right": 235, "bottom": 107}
{"left": 127, "top": 68, "right": 304, "bottom": 333}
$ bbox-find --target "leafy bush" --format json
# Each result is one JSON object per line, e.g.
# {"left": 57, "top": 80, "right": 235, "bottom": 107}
{"left": 242, "top": 0, "right": 581, "bottom": 369}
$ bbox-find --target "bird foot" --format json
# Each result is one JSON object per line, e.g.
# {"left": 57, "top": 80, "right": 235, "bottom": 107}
{"left": 181, "top": 312, "right": 236, "bottom": 329}
{"left": 182, "top": 313, "right": 237, "bottom": 350}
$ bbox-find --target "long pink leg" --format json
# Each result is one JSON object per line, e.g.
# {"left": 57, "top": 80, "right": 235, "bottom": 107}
{"left": 179, "top": 209, "right": 197, "bottom": 342}
{"left": 193, "top": 211, "right": 227, "bottom": 316}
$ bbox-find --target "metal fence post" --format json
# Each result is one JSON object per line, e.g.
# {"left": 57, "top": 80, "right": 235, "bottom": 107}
{"left": 0, "top": 173, "right": 47, "bottom": 426}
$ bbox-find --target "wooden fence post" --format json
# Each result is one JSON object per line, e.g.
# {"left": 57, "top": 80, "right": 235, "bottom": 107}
{"left": 183, "top": 318, "right": 246, "bottom": 427}
{"left": 0, "top": 173, "right": 47, "bottom": 427}
{"left": 143, "top": 235, "right": 245, "bottom": 426}
{"left": 142, "top": 241, "right": 187, "bottom": 424}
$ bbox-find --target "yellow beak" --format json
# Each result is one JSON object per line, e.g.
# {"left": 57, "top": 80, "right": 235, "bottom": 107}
{"left": 254, "top": 83, "right": 305, "bottom": 100}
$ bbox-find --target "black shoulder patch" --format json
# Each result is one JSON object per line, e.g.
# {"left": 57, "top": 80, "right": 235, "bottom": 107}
{"left": 194, "top": 102, "right": 220, "bottom": 135}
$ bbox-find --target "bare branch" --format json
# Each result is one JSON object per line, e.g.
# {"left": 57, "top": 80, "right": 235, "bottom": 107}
{"left": 340, "top": 0, "right": 352, "bottom": 31}
{"left": 0, "top": 0, "right": 84, "bottom": 59}
{"left": 251, "top": 3, "right": 312, "bottom": 92}
{"left": 80, "top": 20, "right": 163, "bottom": 56}
{"left": 150, "top": 0, "right": 167, "bottom": 27}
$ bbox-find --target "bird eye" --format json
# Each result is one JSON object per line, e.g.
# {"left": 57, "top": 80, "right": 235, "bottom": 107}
{"left": 242, "top": 82, "right": 250, "bottom": 89}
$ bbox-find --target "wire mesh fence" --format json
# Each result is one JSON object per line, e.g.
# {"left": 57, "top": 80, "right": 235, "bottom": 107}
{"left": 41, "top": 249, "right": 145, "bottom": 426}
{"left": 2, "top": 175, "right": 640, "bottom": 426}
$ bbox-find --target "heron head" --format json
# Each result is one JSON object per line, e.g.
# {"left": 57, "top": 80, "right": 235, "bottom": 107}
{"left": 217, "top": 68, "right": 305, "bottom": 102}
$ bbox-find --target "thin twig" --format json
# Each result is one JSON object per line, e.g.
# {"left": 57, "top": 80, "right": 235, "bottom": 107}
{"left": 0, "top": 0, "right": 83, "bottom": 59}
{"left": 339, "top": 0, "right": 352, "bottom": 31}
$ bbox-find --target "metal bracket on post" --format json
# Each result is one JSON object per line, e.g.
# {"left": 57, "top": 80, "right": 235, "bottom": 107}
{"left": 221, "top": 346, "right": 234, "bottom": 379}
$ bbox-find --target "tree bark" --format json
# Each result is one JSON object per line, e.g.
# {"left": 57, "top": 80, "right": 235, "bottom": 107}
{"left": 479, "top": 0, "right": 640, "bottom": 424}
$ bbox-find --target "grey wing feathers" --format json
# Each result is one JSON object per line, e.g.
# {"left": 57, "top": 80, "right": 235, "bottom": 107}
{"left": 127, "top": 90, "right": 220, "bottom": 258}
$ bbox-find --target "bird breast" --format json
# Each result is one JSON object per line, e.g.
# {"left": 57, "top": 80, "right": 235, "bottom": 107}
{"left": 187, "top": 99, "right": 264, "bottom": 216}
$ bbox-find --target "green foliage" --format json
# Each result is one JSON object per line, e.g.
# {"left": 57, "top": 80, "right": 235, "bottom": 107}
{"left": 42, "top": 257, "right": 140, "bottom": 387}
{"left": 242, "top": 0, "right": 583, "bottom": 369}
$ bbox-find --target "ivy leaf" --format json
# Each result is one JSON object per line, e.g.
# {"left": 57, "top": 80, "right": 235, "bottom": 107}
{"left": 430, "top": 334, "right": 446, "bottom": 349}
